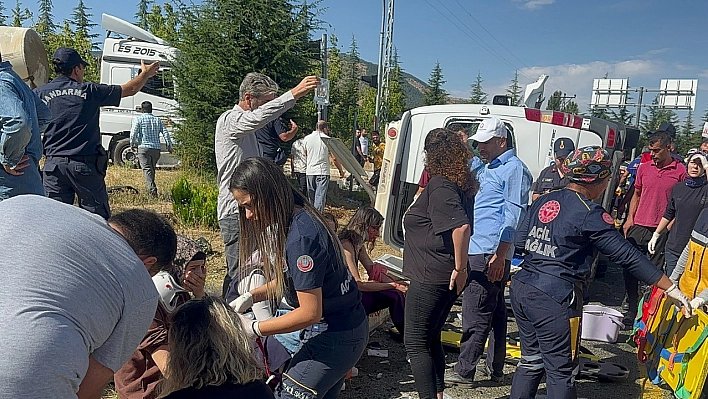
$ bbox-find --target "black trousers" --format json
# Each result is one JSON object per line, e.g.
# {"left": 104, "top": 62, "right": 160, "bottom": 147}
{"left": 624, "top": 224, "right": 667, "bottom": 316}
{"left": 455, "top": 255, "right": 509, "bottom": 378}
{"left": 404, "top": 280, "right": 460, "bottom": 399}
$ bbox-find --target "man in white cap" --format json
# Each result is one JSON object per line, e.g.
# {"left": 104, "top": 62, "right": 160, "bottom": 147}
{"left": 446, "top": 117, "right": 532, "bottom": 387}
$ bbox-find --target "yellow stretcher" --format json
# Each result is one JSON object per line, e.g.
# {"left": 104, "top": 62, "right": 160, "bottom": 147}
{"left": 640, "top": 296, "right": 708, "bottom": 399}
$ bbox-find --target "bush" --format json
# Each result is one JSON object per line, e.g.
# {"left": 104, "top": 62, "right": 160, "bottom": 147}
{"left": 171, "top": 175, "right": 219, "bottom": 229}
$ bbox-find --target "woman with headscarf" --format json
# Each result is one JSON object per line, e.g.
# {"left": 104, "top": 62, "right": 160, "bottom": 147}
{"left": 649, "top": 151, "right": 708, "bottom": 276}
{"left": 114, "top": 235, "right": 206, "bottom": 399}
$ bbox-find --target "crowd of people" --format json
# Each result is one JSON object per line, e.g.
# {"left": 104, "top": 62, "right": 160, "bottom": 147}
{"left": 5, "top": 41, "right": 708, "bottom": 399}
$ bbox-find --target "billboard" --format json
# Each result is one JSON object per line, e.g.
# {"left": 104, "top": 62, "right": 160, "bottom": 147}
{"left": 591, "top": 78, "right": 628, "bottom": 108}
{"left": 658, "top": 79, "right": 698, "bottom": 110}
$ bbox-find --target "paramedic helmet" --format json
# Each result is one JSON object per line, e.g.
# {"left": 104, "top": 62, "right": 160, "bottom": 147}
{"left": 560, "top": 146, "right": 612, "bottom": 184}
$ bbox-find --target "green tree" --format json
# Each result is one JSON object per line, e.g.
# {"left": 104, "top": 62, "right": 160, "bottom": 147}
{"left": 171, "top": 0, "right": 317, "bottom": 171}
{"left": 608, "top": 107, "right": 634, "bottom": 127}
{"left": 546, "top": 90, "right": 563, "bottom": 111}
{"left": 589, "top": 107, "right": 610, "bottom": 119}
{"left": 702, "top": 106, "right": 708, "bottom": 124}
{"left": 44, "top": 20, "right": 99, "bottom": 82}
{"left": 386, "top": 48, "right": 406, "bottom": 121}
{"left": 11, "top": 0, "right": 30, "bottom": 27}
{"left": 329, "top": 34, "right": 360, "bottom": 139}
{"left": 0, "top": 1, "right": 8, "bottom": 25}
{"left": 422, "top": 61, "right": 448, "bottom": 106}
{"left": 506, "top": 70, "right": 522, "bottom": 106}
{"left": 677, "top": 109, "right": 701, "bottom": 155}
{"left": 640, "top": 95, "right": 680, "bottom": 135}
{"left": 564, "top": 100, "right": 579, "bottom": 115}
{"left": 146, "top": 3, "right": 178, "bottom": 43}
{"left": 135, "top": 0, "right": 151, "bottom": 30}
{"left": 35, "top": 0, "right": 55, "bottom": 39}
{"left": 469, "top": 72, "right": 487, "bottom": 104}
{"left": 71, "top": 0, "right": 98, "bottom": 48}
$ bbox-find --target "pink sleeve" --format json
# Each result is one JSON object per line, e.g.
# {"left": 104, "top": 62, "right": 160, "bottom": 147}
{"left": 634, "top": 163, "right": 644, "bottom": 190}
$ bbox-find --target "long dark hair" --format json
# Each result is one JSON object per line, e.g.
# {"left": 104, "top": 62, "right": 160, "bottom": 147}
{"left": 338, "top": 206, "right": 383, "bottom": 253}
{"left": 229, "top": 157, "right": 345, "bottom": 303}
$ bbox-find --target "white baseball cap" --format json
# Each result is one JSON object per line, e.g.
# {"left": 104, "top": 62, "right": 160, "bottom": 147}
{"left": 470, "top": 117, "right": 508, "bottom": 143}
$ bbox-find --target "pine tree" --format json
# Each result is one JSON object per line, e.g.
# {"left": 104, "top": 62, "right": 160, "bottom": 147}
{"left": 0, "top": 1, "right": 7, "bottom": 25}
{"left": 640, "top": 95, "right": 680, "bottom": 134}
{"left": 170, "top": 0, "right": 318, "bottom": 170}
{"left": 546, "top": 91, "right": 563, "bottom": 111}
{"left": 386, "top": 47, "right": 406, "bottom": 121}
{"left": 676, "top": 109, "right": 700, "bottom": 155}
{"left": 35, "top": 0, "right": 55, "bottom": 40}
{"left": 423, "top": 61, "right": 448, "bottom": 106}
{"left": 506, "top": 70, "right": 522, "bottom": 106}
{"left": 702, "top": 106, "right": 708, "bottom": 124}
{"left": 469, "top": 72, "right": 487, "bottom": 104}
{"left": 71, "top": 0, "right": 98, "bottom": 47}
{"left": 135, "top": 0, "right": 151, "bottom": 30}
{"left": 608, "top": 107, "right": 634, "bottom": 126}
{"left": 589, "top": 107, "right": 610, "bottom": 119}
{"left": 564, "top": 100, "right": 579, "bottom": 115}
{"left": 11, "top": 0, "right": 30, "bottom": 27}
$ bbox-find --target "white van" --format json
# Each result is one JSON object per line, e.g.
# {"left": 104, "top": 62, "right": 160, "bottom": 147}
{"left": 367, "top": 104, "right": 629, "bottom": 254}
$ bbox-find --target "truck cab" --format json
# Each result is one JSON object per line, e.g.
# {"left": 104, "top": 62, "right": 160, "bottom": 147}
{"left": 99, "top": 14, "right": 180, "bottom": 168}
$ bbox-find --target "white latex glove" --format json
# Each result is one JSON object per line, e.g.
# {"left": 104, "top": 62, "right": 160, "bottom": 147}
{"left": 648, "top": 232, "right": 661, "bottom": 255}
{"left": 237, "top": 314, "right": 258, "bottom": 339}
{"left": 690, "top": 297, "right": 707, "bottom": 313}
{"left": 229, "top": 291, "right": 254, "bottom": 314}
{"left": 666, "top": 284, "right": 693, "bottom": 318}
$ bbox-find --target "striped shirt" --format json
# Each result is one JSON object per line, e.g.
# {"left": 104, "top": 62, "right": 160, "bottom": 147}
{"left": 130, "top": 113, "right": 173, "bottom": 150}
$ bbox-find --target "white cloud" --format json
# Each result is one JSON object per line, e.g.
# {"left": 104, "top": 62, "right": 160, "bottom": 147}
{"left": 514, "top": 0, "right": 555, "bottom": 10}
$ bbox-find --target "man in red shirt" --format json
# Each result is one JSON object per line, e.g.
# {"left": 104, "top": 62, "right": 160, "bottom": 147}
{"left": 622, "top": 125, "right": 686, "bottom": 325}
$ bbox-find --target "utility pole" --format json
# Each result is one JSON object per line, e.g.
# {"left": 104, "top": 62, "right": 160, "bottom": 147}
{"left": 374, "top": 0, "right": 394, "bottom": 130}
{"left": 317, "top": 33, "right": 328, "bottom": 122}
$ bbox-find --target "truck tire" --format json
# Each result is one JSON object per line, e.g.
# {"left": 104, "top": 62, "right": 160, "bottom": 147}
{"left": 113, "top": 138, "right": 139, "bottom": 168}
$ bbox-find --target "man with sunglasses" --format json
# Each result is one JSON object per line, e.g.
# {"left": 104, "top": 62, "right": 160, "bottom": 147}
{"left": 531, "top": 138, "right": 575, "bottom": 201}
{"left": 35, "top": 47, "right": 160, "bottom": 220}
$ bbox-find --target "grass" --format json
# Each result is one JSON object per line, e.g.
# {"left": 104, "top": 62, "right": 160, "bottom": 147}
{"left": 100, "top": 164, "right": 399, "bottom": 398}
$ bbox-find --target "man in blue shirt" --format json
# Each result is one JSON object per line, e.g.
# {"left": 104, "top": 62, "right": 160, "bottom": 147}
{"left": 130, "top": 101, "right": 173, "bottom": 197}
{"left": 0, "top": 50, "right": 52, "bottom": 200}
{"left": 35, "top": 47, "right": 159, "bottom": 219}
{"left": 446, "top": 117, "right": 532, "bottom": 386}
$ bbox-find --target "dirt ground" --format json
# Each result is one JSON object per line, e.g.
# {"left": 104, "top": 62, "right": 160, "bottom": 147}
{"left": 340, "top": 262, "right": 672, "bottom": 399}
{"left": 101, "top": 166, "right": 672, "bottom": 399}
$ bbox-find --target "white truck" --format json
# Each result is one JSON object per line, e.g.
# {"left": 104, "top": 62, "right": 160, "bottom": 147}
{"left": 0, "top": 14, "right": 180, "bottom": 168}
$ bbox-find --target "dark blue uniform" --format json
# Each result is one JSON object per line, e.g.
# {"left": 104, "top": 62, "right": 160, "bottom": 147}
{"left": 35, "top": 76, "right": 121, "bottom": 219}
{"left": 510, "top": 189, "right": 663, "bottom": 399}
{"left": 531, "top": 164, "right": 569, "bottom": 196}
{"left": 256, "top": 118, "right": 289, "bottom": 165}
{"left": 279, "top": 208, "right": 368, "bottom": 399}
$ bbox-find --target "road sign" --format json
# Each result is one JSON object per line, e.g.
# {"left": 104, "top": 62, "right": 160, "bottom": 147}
{"left": 658, "top": 79, "right": 698, "bottom": 110}
{"left": 591, "top": 78, "right": 628, "bottom": 108}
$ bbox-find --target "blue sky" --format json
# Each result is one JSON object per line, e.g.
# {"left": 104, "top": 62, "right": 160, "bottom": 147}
{"left": 43, "top": 0, "right": 708, "bottom": 126}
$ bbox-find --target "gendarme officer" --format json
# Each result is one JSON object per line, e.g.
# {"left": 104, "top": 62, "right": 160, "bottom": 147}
{"left": 510, "top": 146, "right": 693, "bottom": 399}
{"left": 35, "top": 47, "right": 159, "bottom": 219}
{"left": 531, "top": 138, "right": 575, "bottom": 201}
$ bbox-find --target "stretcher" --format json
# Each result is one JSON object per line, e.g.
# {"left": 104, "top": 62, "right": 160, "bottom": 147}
{"left": 440, "top": 330, "right": 629, "bottom": 382}
{"left": 635, "top": 290, "right": 708, "bottom": 399}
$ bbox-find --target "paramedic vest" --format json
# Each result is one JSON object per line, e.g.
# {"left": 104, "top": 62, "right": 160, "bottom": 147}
{"left": 679, "top": 208, "right": 708, "bottom": 299}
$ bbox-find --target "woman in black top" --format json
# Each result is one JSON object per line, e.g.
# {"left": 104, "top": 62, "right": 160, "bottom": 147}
{"left": 402, "top": 128, "right": 476, "bottom": 399}
{"left": 159, "top": 297, "right": 274, "bottom": 399}
{"left": 649, "top": 151, "right": 708, "bottom": 275}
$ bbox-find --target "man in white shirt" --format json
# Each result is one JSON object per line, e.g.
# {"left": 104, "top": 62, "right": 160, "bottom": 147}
{"left": 359, "top": 128, "right": 370, "bottom": 163}
{"left": 303, "top": 120, "right": 344, "bottom": 212}
{"left": 214, "top": 72, "right": 318, "bottom": 296}
{"left": 290, "top": 134, "right": 307, "bottom": 195}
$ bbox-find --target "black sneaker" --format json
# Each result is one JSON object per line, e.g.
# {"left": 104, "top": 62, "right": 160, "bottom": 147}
{"left": 477, "top": 362, "right": 504, "bottom": 383}
{"left": 444, "top": 370, "right": 475, "bottom": 387}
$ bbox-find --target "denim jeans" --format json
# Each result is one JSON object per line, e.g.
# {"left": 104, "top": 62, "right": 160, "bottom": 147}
{"left": 404, "top": 280, "right": 460, "bottom": 399}
{"left": 136, "top": 147, "right": 160, "bottom": 197}
{"left": 277, "top": 318, "right": 368, "bottom": 399}
{"left": 664, "top": 248, "right": 681, "bottom": 277}
{"left": 306, "top": 175, "right": 329, "bottom": 212}
{"left": 218, "top": 215, "right": 240, "bottom": 297}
